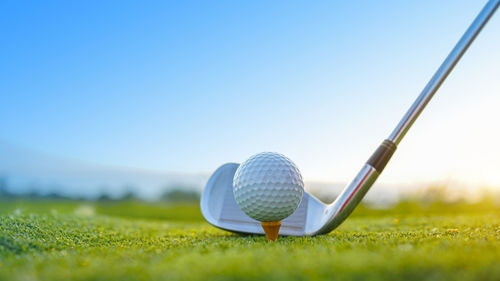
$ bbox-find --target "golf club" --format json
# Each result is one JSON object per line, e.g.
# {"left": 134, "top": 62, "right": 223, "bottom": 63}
{"left": 201, "top": 0, "right": 500, "bottom": 236}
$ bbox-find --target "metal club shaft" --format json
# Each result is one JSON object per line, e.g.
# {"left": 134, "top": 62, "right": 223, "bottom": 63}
{"left": 314, "top": 0, "right": 500, "bottom": 235}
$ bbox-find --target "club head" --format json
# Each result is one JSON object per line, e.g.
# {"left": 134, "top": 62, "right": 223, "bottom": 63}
{"left": 200, "top": 163, "right": 328, "bottom": 236}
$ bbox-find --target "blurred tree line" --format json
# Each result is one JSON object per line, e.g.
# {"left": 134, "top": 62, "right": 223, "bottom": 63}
{"left": 0, "top": 176, "right": 200, "bottom": 203}
{"left": 1, "top": 175, "right": 499, "bottom": 212}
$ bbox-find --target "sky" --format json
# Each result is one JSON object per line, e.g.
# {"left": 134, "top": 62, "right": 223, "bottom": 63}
{"left": 1, "top": 0, "right": 499, "bottom": 191}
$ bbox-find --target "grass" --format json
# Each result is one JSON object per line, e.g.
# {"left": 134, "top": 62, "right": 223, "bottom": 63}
{"left": 0, "top": 200, "right": 499, "bottom": 281}
{"left": 0, "top": 199, "right": 203, "bottom": 221}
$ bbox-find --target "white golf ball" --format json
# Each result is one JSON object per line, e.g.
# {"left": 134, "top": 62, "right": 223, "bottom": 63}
{"left": 233, "top": 152, "right": 304, "bottom": 222}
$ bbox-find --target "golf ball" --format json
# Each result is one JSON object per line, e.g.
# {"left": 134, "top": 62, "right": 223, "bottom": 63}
{"left": 233, "top": 152, "right": 304, "bottom": 222}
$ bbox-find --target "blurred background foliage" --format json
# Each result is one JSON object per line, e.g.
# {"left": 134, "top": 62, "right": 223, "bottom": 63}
{"left": 1, "top": 182, "right": 498, "bottom": 222}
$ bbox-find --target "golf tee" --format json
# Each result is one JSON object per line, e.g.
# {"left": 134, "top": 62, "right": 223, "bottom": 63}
{"left": 261, "top": 221, "right": 281, "bottom": 241}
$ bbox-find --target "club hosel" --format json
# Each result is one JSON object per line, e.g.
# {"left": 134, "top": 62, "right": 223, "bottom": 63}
{"left": 366, "top": 140, "right": 397, "bottom": 173}
{"left": 312, "top": 140, "right": 397, "bottom": 235}
{"left": 313, "top": 163, "right": 380, "bottom": 235}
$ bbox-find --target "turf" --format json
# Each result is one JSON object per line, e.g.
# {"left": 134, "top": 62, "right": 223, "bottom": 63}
{"left": 1, "top": 202, "right": 499, "bottom": 281}
{"left": 0, "top": 199, "right": 204, "bottom": 221}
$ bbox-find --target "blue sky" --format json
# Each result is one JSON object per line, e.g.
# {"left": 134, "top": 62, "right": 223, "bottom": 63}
{"left": 1, "top": 0, "right": 499, "bottom": 188}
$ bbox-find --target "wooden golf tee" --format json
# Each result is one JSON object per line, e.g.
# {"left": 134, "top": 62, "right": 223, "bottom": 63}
{"left": 261, "top": 221, "right": 281, "bottom": 241}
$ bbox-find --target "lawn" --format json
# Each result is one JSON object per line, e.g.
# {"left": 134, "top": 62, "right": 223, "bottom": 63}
{"left": 0, "top": 200, "right": 499, "bottom": 281}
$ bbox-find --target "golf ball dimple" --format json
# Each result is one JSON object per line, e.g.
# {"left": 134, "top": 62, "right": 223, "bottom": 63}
{"left": 233, "top": 152, "right": 304, "bottom": 222}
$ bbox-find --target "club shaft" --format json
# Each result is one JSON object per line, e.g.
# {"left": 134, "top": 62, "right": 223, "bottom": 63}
{"left": 388, "top": 0, "right": 500, "bottom": 145}
{"left": 315, "top": 0, "right": 499, "bottom": 235}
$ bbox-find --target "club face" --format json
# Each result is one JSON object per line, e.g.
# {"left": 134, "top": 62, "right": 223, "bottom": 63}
{"left": 200, "top": 163, "right": 328, "bottom": 236}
